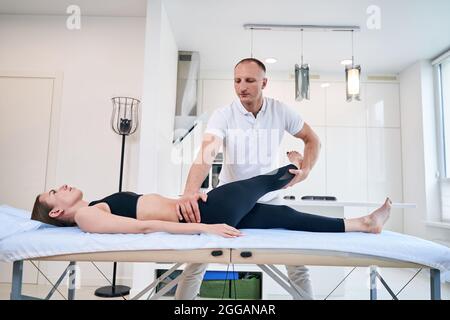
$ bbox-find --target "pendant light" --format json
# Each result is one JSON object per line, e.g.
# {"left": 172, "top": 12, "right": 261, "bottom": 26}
{"left": 295, "top": 28, "right": 310, "bottom": 101}
{"left": 346, "top": 30, "right": 361, "bottom": 102}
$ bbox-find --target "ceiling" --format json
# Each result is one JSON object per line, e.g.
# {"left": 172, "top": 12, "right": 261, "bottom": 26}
{"left": 1, "top": 0, "right": 449, "bottom": 74}
{"left": 0, "top": 0, "right": 146, "bottom": 17}
{"left": 164, "top": 0, "right": 450, "bottom": 74}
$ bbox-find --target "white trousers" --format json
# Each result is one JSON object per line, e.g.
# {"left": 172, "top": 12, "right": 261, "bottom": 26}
{"left": 174, "top": 263, "right": 314, "bottom": 300}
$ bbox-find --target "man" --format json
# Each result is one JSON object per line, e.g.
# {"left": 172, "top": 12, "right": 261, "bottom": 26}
{"left": 174, "top": 58, "right": 321, "bottom": 300}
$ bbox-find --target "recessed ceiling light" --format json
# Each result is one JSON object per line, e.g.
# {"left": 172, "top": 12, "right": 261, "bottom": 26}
{"left": 265, "top": 57, "right": 277, "bottom": 64}
{"left": 341, "top": 59, "right": 353, "bottom": 65}
{"left": 320, "top": 83, "right": 330, "bottom": 88}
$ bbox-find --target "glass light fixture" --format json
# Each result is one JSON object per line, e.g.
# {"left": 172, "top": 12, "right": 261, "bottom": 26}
{"left": 346, "top": 65, "right": 361, "bottom": 95}
{"left": 295, "top": 29, "right": 310, "bottom": 101}
{"left": 346, "top": 30, "right": 361, "bottom": 102}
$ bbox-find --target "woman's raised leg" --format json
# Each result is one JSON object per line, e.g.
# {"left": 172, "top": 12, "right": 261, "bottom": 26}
{"left": 198, "top": 164, "right": 297, "bottom": 225}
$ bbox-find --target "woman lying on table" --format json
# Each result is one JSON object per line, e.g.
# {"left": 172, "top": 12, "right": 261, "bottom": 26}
{"left": 31, "top": 151, "right": 391, "bottom": 237}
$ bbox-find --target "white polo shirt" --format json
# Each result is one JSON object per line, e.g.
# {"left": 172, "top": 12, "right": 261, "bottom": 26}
{"left": 205, "top": 97, "right": 304, "bottom": 201}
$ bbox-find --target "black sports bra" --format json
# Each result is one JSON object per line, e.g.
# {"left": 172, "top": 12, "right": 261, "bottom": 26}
{"left": 88, "top": 192, "right": 142, "bottom": 219}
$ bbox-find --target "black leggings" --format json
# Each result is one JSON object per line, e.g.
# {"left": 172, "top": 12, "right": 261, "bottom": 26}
{"left": 198, "top": 164, "right": 345, "bottom": 232}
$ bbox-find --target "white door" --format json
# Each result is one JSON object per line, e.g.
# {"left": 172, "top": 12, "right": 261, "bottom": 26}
{"left": 0, "top": 75, "right": 56, "bottom": 284}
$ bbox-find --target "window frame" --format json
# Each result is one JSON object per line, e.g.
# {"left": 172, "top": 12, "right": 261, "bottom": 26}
{"left": 433, "top": 52, "right": 450, "bottom": 181}
{"left": 433, "top": 51, "right": 450, "bottom": 223}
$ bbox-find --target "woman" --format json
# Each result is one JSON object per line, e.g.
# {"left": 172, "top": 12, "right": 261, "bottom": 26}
{"left": 31, "top": 151, "right": 391, "bottom": 237}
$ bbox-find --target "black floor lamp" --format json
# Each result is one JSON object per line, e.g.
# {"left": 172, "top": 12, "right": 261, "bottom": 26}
{"left": 95, "top": 96, "right": 140, "bottom": 298}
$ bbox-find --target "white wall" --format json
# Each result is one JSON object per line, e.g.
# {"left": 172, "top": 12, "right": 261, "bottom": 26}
{"left": 0, "top": 14, "right": 145, "bottom": 199}
{"left": 0, "top": 14, "right": 146, "bottom": 285}
{"left": 132, "top": 0, "right": 179, "bottom": 294}
{"left": 400, "top": 60, "right": 450, "bottom": 242}
{"left": 136, "top": 0, "right": 179, "bottom": 197}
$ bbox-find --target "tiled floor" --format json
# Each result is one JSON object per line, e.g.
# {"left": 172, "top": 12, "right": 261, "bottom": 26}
{"left": 1, "top": 267, "right": 449, "bottom": 300}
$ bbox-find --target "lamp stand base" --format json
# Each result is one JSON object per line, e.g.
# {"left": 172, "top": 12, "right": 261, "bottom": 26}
{"left": 94, "top": 285, "right": 130, "bottom": 298}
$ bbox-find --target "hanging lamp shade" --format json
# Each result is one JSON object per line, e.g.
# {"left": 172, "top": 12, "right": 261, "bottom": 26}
{"left": 345, "top": 30, "right": 361, "bottom": 102}
{"left": 295, "top": 63, "right": 310, "bottom": 101}
{"left": 295, "top": 29, "right": 310, "bottom": 101}
{"left": 346, "top": 64, "right": 361, "bottom": 101}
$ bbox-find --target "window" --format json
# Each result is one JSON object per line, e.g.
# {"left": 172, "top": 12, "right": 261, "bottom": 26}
{"left": 438, "top": 58, "right": 450, "bottom": 178}
{"left": 434, "top": 52, "right": 450, "bottom": 222}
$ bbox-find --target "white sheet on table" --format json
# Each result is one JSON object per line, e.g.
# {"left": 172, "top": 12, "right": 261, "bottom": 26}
{"left": 0, "top": 205, "right": 43, "bottom": 241}
{"left": 1, "top": 204, "right": 450, "bottom": 280}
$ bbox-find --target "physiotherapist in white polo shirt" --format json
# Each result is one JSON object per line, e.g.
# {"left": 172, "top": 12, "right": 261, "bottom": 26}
{"left": 174, "top": 58, "right": 321, "bottom": 300}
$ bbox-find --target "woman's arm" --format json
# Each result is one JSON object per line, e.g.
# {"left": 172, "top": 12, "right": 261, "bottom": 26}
{"left": 74, "top": 206, "right": 241, "bottom": 237}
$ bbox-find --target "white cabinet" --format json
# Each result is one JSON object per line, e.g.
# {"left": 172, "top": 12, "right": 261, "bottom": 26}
{"left": 290, "top": 82, "right": 327, "bottom": 127}
{"left": 326, "top": 82, "right": 366, "bottom": 127}
{"left": 366, "top": 83, "right": 400, "bottom": 128}
{"left": 278, "top": 127, "right": 327, "bottom": 199}
{"left": 261, "top": 79, "right": 288, "bottom": 99}
{"left": 326, "top": 127, "right": 368, "bottom": 218}
{"left": 264, "top": 80, "right": 326, "bottom": 127}
{"left": 367, "top": 128, "right": 403, "bottom": 231}
{"left": 367, "top": 128, "right": 403, "bottom": 201}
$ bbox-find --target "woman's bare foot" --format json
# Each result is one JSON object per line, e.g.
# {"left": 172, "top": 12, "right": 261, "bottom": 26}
{"left": 287, "top": 151, "right": 303, "bottom": 168}
{"left": 364, "top": 198, "right": 392, "bottom": 233}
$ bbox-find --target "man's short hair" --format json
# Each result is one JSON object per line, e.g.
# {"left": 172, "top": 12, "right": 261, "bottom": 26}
{"left": 235, "top": 58, "right": 266, "bottom": 73}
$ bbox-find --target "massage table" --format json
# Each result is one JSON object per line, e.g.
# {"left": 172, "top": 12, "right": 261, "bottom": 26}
{"left": 1, "top": 204, "right": 449, "bottom": 300}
